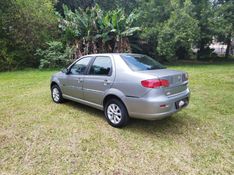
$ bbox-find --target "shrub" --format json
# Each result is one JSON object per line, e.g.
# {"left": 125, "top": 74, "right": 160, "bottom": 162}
{"left": 36, "top": 41, "right": 74, "bottom": 69}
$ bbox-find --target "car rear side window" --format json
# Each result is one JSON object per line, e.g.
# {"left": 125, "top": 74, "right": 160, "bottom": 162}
{"left": 89, "top": 56, "right": 112, "bottom": 76}
{"left": 121, "top": 54, "right": 165, "bottom": 71}
{"left": 70, "top": 57, "right": 92, "bottom": 75}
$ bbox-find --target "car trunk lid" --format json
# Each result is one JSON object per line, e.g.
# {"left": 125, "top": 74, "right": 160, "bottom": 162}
{"left": 139, "top": 69, "right": 188, "bottom": 96}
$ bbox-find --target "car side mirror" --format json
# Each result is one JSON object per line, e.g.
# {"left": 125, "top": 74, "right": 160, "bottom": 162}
{"left": 62, "top": 68, "right": 69, "bottom": 74}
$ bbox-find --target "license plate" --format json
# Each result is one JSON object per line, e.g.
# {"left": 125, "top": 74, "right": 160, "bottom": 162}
{"left": 175, "top": 98, "right": 189, "bottom": 109}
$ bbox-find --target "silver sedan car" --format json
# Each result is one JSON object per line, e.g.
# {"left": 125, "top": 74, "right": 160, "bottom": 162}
{"left": 51, "top": 53, "right": 190, "bottom": 127}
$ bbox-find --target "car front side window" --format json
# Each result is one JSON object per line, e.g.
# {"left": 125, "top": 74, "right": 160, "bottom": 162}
{"left": 70, "top": 57, "right": 92, "bottom": 75}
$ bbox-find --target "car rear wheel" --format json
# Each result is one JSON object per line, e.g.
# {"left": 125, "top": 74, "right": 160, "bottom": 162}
{"left": 51, "top": 84, "right": 64, "bottom": 103}
{"left": 104, "top": 98, "right": 129, "bottom": 128}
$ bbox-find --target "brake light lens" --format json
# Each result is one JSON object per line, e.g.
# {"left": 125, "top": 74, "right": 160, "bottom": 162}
{"left": 141, "top": 79, "right": 169, "bottom": 88}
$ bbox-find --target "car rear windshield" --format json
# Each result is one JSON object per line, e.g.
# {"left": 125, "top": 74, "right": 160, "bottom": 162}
{"left": 121, "top": 54, "right": 165, "bottom": 71}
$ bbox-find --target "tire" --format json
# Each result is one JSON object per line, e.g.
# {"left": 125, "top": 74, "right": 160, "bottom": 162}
{"left": 104, "top": 98, "right": 129, "bottom": 128}
{"left": 51, "top": 84, "right": 64, "bottom": 103}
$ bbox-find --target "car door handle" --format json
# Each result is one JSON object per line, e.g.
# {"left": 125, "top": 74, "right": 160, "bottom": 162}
{"left": 77, "top": 78, "right": 83, "bottom": 83}
{"left": 104, "top": 80, "right": 111, "bottom": 85}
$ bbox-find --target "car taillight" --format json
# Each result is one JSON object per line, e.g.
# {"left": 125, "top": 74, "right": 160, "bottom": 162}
{"left": 141, "top": 79, "right": 169, "bottom": 88}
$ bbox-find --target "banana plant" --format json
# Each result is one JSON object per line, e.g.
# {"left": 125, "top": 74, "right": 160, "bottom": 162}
{"left": 107, "top": 9, "right": 140, "bottom": 52}
{"left": 58, "top": 5, "right": 140, "bottom": 57}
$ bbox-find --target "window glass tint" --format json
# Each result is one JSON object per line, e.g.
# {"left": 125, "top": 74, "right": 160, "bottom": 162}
{"left": 121, "top": 54, "right": 165, "bottom": 71}
{"left": 89, "top": 56, "right": 112, "bottom": 76}
{"left": 70, "top": 57, "right": 92, "bottom": 75}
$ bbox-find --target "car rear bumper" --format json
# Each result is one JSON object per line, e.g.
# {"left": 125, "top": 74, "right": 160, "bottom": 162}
{"left": 124, "top": 88, "right": 190, "bottom": 120}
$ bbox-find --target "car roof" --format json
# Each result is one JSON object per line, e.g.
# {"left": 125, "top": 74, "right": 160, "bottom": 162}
{"left": 81, "top": 53, "right": 144, "bottom": 57}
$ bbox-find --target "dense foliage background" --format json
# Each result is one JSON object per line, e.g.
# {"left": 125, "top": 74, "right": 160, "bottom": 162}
{"left": 0, "top": 0, "right": 233, "bottom": 71}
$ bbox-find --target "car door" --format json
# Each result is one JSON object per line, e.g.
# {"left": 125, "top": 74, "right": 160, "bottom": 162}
{"left": 61, "top": 56, "right": 93, "bottom": 99}
{"left": 83, "top": 56, "right": 115, "bottom": 105}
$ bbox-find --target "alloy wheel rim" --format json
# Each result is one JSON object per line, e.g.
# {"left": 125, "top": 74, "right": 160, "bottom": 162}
{"left": 107, "top": 104, "right": 122, "bottom": 124}
{"left": 52, "top": 88, "right": 60, "bottom": 102}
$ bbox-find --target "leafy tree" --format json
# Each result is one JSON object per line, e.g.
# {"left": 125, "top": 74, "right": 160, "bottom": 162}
{"left": 1, "top": 0, "right": 233, "bottom": 71}
{"left": 103, "top": 9, "right": 140, "bottom": 52}
{"left": 58, "top": 5, "right": 140, "bottom": 59}
{"left": 55, "top": 0, "right": 137, "bottom": 14}
{"left": 36, "top": 41, "right": 74, "bottom": 69}
{"left": 136, "top": 0, "right": 172, "bottom": 57}
{"left": 191, "top": 0, "right": 215, "bottom": 59}
{"left": 55, "top": 0, "right": 92, "bottom": 13}
{"left": 137, "top": 0, "right": 198, "bottom": 60}
{"left": 0, "top": 0, "right": 58, "bottom": 71}
{"left": 157, "top": 0, "right": 199, "bottom": 59}
{"left": 213, "top": 0, "right": 234, "bottom": 58}
{"left": 59, "top": 5, "right": 105, "bottom": 58}
{"left": 0, "top": 0, "right": 25, "bottom": 71}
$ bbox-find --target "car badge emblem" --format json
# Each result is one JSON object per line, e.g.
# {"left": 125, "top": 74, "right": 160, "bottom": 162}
{"left": 166, "top": 92, "right": 171, "bottom": 95}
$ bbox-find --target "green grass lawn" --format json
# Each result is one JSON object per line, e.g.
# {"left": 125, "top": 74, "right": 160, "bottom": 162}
{"left": 0, "top": 63, "right": 233, "bottom": 174}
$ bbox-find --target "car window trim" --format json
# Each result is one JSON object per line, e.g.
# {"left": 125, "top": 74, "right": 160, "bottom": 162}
{"left": 87, "top": 56, "right": 113, "bottom": 77}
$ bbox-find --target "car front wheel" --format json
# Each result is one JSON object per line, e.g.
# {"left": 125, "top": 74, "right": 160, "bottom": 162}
{"left": 51, "top": 84, "right": 64, "bottom": 103}
{"left": 104, "top": 98, "right": 129, "bottom": 128}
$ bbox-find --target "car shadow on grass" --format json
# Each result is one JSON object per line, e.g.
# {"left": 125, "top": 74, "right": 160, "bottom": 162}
{"left": 126, "top": 113, "right": 201, "bottom": 136}
{"left": 64, "top": 100, "right": 105, "bottom": 120}
{"left": 64, "top": 100, "right": 200, "bottom": 135}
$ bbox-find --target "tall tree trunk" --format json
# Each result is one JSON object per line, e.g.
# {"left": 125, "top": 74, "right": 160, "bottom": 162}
{"left": 123, "top": 38, "right": 132, "bottom": 53}
{"left": 74, "top": 39, "right": 82, "bottom": 59}
{"left": 225, "top": 33, "right": 231, "bottom": 58}
{"left": 83, "top": 38, "right": 89, "bottom": 55}
{"left": 92, "top": 40, "right": 97, "bottom": 54}
{"left": 107, "top": 43, "right": 112, "bottom": 52}
{"left": 113, "top": 35, "right": 120, "bottom": 53}
{"left": 197, "top": 40, "right": 205, "bottom": 60}
{"left": 119, "top": 37, "right": 123, "bottom": 52}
